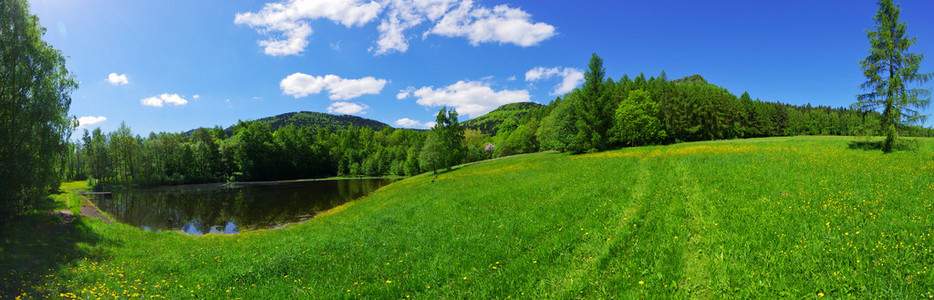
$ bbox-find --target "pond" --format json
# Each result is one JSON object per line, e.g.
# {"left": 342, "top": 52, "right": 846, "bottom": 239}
{"left": 88, "top": 179, "right": 396, "bottom": 235}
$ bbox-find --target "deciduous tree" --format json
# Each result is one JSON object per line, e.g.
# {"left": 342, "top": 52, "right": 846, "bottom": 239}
{"left": 1, "top": 0, "right": 77, "bottom": 221}
{"left": 612, "top": 89, "right": 666, "bottom": 146}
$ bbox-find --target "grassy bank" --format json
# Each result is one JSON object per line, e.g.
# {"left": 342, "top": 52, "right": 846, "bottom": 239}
{"left": 3, "top": 136, "right": 934, "bottom": 298}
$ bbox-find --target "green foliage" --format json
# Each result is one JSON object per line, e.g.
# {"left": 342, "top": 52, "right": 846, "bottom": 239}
{"left": 462, "top": 102, "right": 545, "bottom": 135}
{"left": 421, "top": 107, "right": 466, "bottom": 172}
{"left": 669, "top": 74, "right": 708, "bottom": 85}
{"left": 0, "top": 0, "right": 77, "bottom": 222}
{"left": 418, "top": 132, "right": 442, "bottom": 174}
{"left": 221, "top": 111, "right": 390, "bottom": 135}
{"left": 497, "top": 120, "right": 539, "bottom": 157}
{"left": 853, "top": 0, "right": 932, "bottom": 152}
{"left": 71, "top": 119, "right": 431, "bottom": 188}
{"left": 537, "top": 93, "right": 580, "bottom": 152}
{"left": 571, "top": 53, "right": 613, "bottom": 153}
{"left": 612, "top": 89, "right": 666, "bottom": 146}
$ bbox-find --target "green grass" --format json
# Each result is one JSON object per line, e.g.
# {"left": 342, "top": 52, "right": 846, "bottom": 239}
{"left": 3, "top": 136, "right": 934, "bottom": 298}
{"left": 50, "top": 181, "right": 88, "bottom": 215}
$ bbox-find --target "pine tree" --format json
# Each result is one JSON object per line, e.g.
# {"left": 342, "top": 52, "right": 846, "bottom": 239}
{"left": 571, "top": 53, "right": 610, "bottom": 153}
{"left": 853, "top": 0, "right": 932, "bottom": 152}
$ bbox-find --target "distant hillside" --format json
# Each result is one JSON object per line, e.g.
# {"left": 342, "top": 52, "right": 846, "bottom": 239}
{"left": 188, "top": 111, "right": 392, "bottom": 136}
{"left": 463, "top": 102, "right": 544, "bottom": 135}
{"left": 671, "top": 74, "right": 708, "bottom": 85}
{"left": 460, "top": 75, "right": 711, "bottom": 136}
{"left": 251, "top": 111, "right": 390, "bottom": 132}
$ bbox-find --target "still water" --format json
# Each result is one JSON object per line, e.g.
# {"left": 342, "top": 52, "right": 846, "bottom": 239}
{"left": 89, "top": 179, "right": 396, "bottom": 235}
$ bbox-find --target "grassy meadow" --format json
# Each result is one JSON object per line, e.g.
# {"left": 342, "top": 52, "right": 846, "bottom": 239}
{"left": 2, "top": 136, "right": 934, "bottom": 298}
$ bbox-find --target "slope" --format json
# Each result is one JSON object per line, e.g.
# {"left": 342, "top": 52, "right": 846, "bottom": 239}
{"left": 463, "top": 102, "right": 545, "bottom": 135}
{"left": 187, "top": 111, "right": 393, "bottom": 135}
{"left": 6, "top": 136, "right": 934, "bottom": 298}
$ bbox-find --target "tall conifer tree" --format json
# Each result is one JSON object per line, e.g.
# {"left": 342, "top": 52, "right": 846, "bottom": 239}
{"left": 853, "top": 0, "right": 932, "bottom": 152}
{"left": 572, "top": 53, "right": 610, "bottom": 153}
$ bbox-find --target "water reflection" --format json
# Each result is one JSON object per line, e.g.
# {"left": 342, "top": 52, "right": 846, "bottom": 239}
{"left": 90, "top": 179, "right": 395, "bottom": 235}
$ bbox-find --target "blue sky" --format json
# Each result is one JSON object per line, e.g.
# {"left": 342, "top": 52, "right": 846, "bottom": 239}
{"left": 29, "top": 0, "right": 934, "bottom": 135}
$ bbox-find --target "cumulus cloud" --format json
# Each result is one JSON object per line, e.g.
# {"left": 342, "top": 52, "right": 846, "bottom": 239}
{"left": 403, "top": 80, "right": 530, "bottom": 118}
{"left": 141, "top": 93, "right": 189, "bottom": 107}
{"left": 429, "top": 1, "right": 556, "bottom": 48}
{"left": 236, "top": 0, "right": 555, "bottom": 56}
{"left": 77, "top": 116, "right": 107, "bottom": 128}
{"left": 327, "top": 101, "right": 369, "bottom": 114}
{"left": 280, "top": 73, "right": 387, "bottom": 100}
{"left": 192, "top": 94, "right": 201, "bottom": 100}
{"left": 525, "top": 66, "right": 584, "bottom": 95}
{"left": 393, "top": 117, "right": 435, "bottom": 129}
{"left": 107, "top": 73, "right": 128, "bottom": 86}
{"left": 234, "top": 0, "right": 381, "bottom": 56}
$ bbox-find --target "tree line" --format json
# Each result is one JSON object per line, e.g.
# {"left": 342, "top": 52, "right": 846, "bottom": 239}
{"left": 506, "top": 54, "right": 933, "bottom": 155}
{"left": 66, "top": 55, "right": 934, "bottom": 190}
{"left": 63, "top": 108, "right": 479, "bottom": 188}
{"left": 64, "top": 53, "right": 934, "bottom": 188}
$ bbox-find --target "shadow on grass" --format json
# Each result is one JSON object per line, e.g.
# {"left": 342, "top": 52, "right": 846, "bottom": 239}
{"left": 0, "top": 196, "right": 110, "bottom": 298}
{"left": 847, "top": 139, "right": 920, "bottom": 152}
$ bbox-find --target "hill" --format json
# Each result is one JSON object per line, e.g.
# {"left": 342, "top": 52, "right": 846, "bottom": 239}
{"left": 460, "top": 74, "right": 710, "bottom": 136}
{"left": 237, "top": 111, "right": 391, "bottom": 132}
{"left": 12, "top": 136, "right": 934, "bottom": 298}
{"left": 463, "top": 102, "right": 545, "bottom": 135}
{"left": 188, "top": 111, "right": 393, "bottom": 135}
{"left": 671, "top": 74, "right": 708, "bottom": 85}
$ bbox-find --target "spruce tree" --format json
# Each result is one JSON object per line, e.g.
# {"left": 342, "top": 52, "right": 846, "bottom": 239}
{"left": 853, "top": 0, "right": 932, "bottom": 152}
{"left": 572, "top": 53, "right": 610, "bottom": 153}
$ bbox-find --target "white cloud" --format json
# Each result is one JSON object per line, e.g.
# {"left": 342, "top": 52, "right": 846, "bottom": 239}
{"left": 193, "top": 94, "right": 201, "bottom": 100}
{"left": 107, "top": 73, "right": 128, "bottom": 86}
{"left": 280, "top": 73, "right": 387, "bottom": 100}
{"left": 396, "top": 86, "right": 415, "bottom": 99}
{"left": 507, "top": 75, "right": 517, "bottom": 81}
{"left": 327, "top": 101, "right": 369, "bottom": 114}
{"left": 525, "top": 66, "right": 584, "bottom": 95}
{"left": 406, "top": 80, "right": 530, "bottom": 118}
{"left": 393, "top": 117, "right": 436, "bottom": 129}
{"left": 77, "top": 116, "right": 107, "bottom": 128}
{"left": 141, "top": 93, "right": 189, "bottom": 107}
{"left": 234, "top": 0, "right": 382, "bottom": 55}
{"left": 429, "top": 1, "right": 555, "bottom": 48}
{"left": 236, "top": 0, "right": 554, "bottom": 56}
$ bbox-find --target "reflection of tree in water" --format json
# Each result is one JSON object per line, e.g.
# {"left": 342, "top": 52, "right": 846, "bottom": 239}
{"left": 91, "top": 179, "right": 395, "bottom": 235}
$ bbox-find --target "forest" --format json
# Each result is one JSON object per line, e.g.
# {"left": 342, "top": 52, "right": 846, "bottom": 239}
{"left": 61, "top": 55, "right": 934, "bottom": 189}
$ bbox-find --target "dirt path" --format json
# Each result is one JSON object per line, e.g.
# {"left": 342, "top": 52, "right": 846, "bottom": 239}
{"left": 54, "top": 194, "right": 112, "bottom": 224}
{"left": 78, "top": 197, "right": 112, "bottom": 223}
